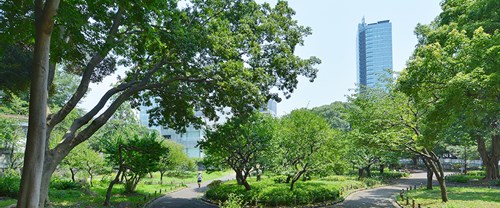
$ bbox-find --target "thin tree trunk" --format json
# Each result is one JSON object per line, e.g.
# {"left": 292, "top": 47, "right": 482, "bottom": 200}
{"left": 422, "top": 158, "right": 433, "bottom": 190}
{"left": 358, "top": 167, "right": 364, "bottom": 179}
{"left": 17, "top": 1, "right": 60, "bottom": 207}
{"left": 426, "top": 150, "right": 448, "bottom": 202}
{"left": 160, "top": 171, "right": 164, "bottom": 184}
{"left": 379, "top": 164, "right": 384, "bottom": 174}
{"left": 365, "top": 165, "right": 372, "bottom": 178}
{"left": 104, "top": 167, "right": 123, "bottom": 206}
{"left": 104, "top": 145, "right": 124, "bottom": 206}
{"left": 70, "top": 168, "right": 76, "bottom": 182}
{"left": 290, "top": 170, "right": 305, "bottom": 191}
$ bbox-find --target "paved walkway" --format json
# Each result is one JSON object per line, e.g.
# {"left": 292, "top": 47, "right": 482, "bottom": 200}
{"left": 333, "top": 171, "right": 448, "bottom": 208}
{"left": 145, "top": 174, "right": 235, "bottom": 208}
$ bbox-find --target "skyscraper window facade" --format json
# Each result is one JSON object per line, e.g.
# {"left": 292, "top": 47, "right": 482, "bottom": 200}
{"left": 356, "top": 18, "right": 393, "bottom": 88}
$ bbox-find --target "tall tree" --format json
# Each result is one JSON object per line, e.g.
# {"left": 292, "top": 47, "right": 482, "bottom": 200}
{"left": 1, "top": 0, "right": 320, "bottom": 205}
{"left": 275, "top": 109, "right": 332, "bottom": 190}
{"left": 200, "top": 112, "right": 276, "bottom": 190}
{"left": 399, "top": 0, "right": 500, "bottom": 180}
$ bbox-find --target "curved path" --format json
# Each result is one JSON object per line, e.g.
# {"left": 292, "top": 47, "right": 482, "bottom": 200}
{"left": 145, "top": 174, "right": 235, "bottom": 208}
{"left": 333, "top": 171, "right": 446, "bottom": 208}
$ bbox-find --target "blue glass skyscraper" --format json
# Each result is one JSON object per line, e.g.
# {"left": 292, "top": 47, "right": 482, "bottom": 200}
{"left": 356, "top": 18, "right": 393, "bottom": 88}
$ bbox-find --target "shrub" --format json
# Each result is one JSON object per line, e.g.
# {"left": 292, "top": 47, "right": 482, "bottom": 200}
{"left": 206, "top": 178, "right": 342, "bottom": 206}
{"left": 446, "top": 175, "right": 469, "bottom": 183}
{"left": 492, "top": 179, "right": 500, "bottom": 186}
{"left": 372, "top": 171, "right": 409, "bottom": 179}
{"left": 221, "top": 193, "right": 247, "bottom": 208}
{"left": 208, "top": 180, "right": 223, "bottom": 189}
{"left": 273, "top": 175, "right": 288, "bottom": 184}
{"left": 0, "top": 174, "right": 20, "bottom": 198}
{"left": 467, "top": 170, "right": 485, "bottom": 177}
{"left": 51, "top": 179, "right": 82, "bottom": 190}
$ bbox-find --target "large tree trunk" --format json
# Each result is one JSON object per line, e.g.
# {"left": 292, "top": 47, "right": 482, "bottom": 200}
{"left": 39, "top": 145, "right": 72, "bottom": 206}
{"left": 477, "top": 135, "right": 500, "bottom": 180}
{"left": 17, "top": 1, "right": 60, "bottom": 207}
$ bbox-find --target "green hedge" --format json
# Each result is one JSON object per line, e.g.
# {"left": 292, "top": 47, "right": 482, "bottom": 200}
{"left": 372, "top": 171, "right": 409, "bottom": 179}
{"left": 206, "top": 177, "right": 371, "bottom": 206}
{"left": 446, "top": 175, "right": 470, "bottom": 183}
{"left": 0, "top": 174, "right": 20, "bottom": 198}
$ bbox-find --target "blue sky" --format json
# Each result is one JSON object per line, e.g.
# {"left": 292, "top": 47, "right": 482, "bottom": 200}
{"left": 81, "top": 0, "right": 442, "bottom": 116}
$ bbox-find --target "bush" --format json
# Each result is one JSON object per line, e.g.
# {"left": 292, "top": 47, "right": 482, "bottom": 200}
{"left": 273, "top": 175, "right": 288, "bottom": 184}
{"left": 0, "top": 174, "right": 20, "bottom": 198}
{"left": 51, "top": 179, "right": 82, "bottom": 190}
{"left": 372, "top": 171, "right": 409, "bottom": 179}
{"left": 208, "top": 180, "right": 223, "bottom": 189}
{"left": 491, "top": 179, "right": 500, "bottom": 186}
{"left": 206, "top": 178, "right": 341, "bottom": 206}
{"left": 466, "top": 170, "right": 485, "bottom": 177}
{"left": 446, "top": 175, "right": 469, "bottom": 183}
{"left": 220, "top": 193, "right": 246, "bottom": 208}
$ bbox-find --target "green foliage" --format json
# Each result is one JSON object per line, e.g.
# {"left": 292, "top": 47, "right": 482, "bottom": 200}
{"left": 103, "top": 132, "right": 169, "bottom": 193}
{"left": 403, "top": 186, "right": 500, "bottom": 207}
{"left": 50, "top": 179, "right": 83, "bottom": 190}
{"left": 273, "top": 109, "right": 335, "bottom": 189}
{"left": 200, "top": 112, "right": 277, "bottom": 189}
{"left": 371, "top": 171, "right": 409, "bottom": 179}
{"left": 309, "top": 101, "right": 352, "bottom": 131}
{"left": 220, "top": 193, "right": 247, "bottom": 208}
{"left": 207, "top": 180, "right": 223, "bottom": 190}
{"left": 0, "top": 171, "right": 20, "bottom": 198}
{"left": 273, "top": 175, "right": 288, "bottom": 184}
{"left": 206, "top": 177, "right": 378, "bottom": 206}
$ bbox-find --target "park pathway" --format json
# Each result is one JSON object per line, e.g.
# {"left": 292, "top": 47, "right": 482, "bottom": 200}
{"left": 333, "top": 171, "right": 448, "bottom": 208}
{"left": 145, "top": 173, "right": 235, "bottom": 208}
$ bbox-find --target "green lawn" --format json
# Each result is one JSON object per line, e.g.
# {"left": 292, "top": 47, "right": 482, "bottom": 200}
{"left": 400, "top": 187, "right": 500, "bottom": 208}
{"left": 1, "top": 170, "right": 232, "bottom": 208}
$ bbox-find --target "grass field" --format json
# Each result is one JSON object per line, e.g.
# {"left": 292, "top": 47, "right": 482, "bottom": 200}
{"left": 399, "top": 187, "right": 500, "bottom": 208}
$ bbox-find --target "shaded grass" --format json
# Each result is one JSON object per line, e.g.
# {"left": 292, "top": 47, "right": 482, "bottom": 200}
{"left": 400, "top": 187, "right": 500, "bottom": 208}
{"left": 0, "top": 199, "right": 16, "bottom": 208}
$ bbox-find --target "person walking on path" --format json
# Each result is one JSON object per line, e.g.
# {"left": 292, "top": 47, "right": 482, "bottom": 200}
{"left": 145, "top": 173, "right": 235, "bottom": 208}
{"left": 197, "top": 172, "right": 202, "bottom": 188}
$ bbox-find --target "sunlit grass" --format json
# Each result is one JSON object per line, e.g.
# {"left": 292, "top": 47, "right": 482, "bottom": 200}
{"left": 400, "top": 187, "right": 500, "bottom": 208}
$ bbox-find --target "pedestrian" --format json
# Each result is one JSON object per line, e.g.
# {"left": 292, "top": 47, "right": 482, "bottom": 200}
{"left": 197, "top": 172, "right": 202, "bottom": 188}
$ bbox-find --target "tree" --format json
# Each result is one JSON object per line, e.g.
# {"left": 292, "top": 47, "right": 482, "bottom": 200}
{"left": 0, "top": 116, "right": 26, "bottom": 171}
{"left": 347, "top": 84, "right": 451, "bottom": 201}
{"left": 102, "top": 132, "right": 168, "bottom": 206}
{"left": 398, "top": 0, "right": 499, "bottom": 181}
{"left": 275, "top": 109, "right": 332, "bottom": 190}
{"left": 158, "top": 139, "right": 194, "bottom": 184}
{"left": 1, "top": 1, "right": 320, "bottom": 205}
{"left": 60, "top": 142, "right": 104, "bottom": 186}
{"left": 200, "top": 112, "right": 276, "bottom": 190}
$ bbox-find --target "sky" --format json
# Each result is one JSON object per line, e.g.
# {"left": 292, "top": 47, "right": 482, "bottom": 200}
{"left": 80, "top": 0, "right": 443, "bottom": 116}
